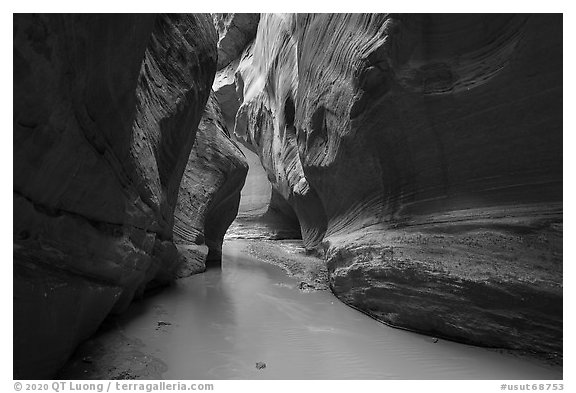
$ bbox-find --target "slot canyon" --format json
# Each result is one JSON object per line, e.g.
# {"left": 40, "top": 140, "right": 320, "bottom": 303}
{"left": 13, "top": 13, "right": 562, "bottom": 380}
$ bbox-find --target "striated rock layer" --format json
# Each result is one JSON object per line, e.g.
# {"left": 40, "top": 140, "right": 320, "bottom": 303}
{"left": 173, "top": 92, "right": 248, "bottom": 274}
{"left": 14, "top": 14, "right": 247, "bottom": 378}
{"left": 212, "top": 13, "right": 260, "bottom": 70}
{"left": 227, "top": 14, "right": 562, "bottom": 356}
{"left": 212, "top": 13, "right": 302, "bottom": 241}
{"left": 233, "top": 14, "right": 328, "bottom": 247}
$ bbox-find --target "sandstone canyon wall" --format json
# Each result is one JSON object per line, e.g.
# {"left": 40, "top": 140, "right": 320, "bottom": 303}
{"left": 173, "top": 92, "right": 248, "bottom": 274}
{"left": 223, "top": 14, "right": 563, "bottom": 356}
{"left": 212, "top": 13, "right": 303, "bottom": 242}
{"left": 14, "top": 14, "right": 247, "bottom": 378}
{"left": 213, "top": 13, "right": 260, "bottom": 71}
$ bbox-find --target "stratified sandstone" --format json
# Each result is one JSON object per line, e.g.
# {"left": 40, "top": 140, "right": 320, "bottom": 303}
{"left": 212, "top": 14, "right": 258, "bottom": 132}
{"left": 173, "top": 92, "right": 248, "bottom": 274}
{"left": 14, "top": 14, "right": 222, "bottom": 378}
{"left": 234, "top": 14, "right": 328, "bottom": 247}
{"left": 212, "top": 14, "right": 302, "bottom": 241}
{"left": 212, "top": 13, "right": 260, "bottom": 70}
{"left": 229, "top": 14, "right": 563, "bottom": 355}
{"left": 224, "top": 142, "right": 303, "bottom": 242}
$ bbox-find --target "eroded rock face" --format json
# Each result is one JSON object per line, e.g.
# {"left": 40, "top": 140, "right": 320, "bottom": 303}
{"left": 13, "top": 14, "right": 221, "bottom": 378}
{"left": 173, "top": 92, "right": 248, "bottom": 274}
{"left": 234, "top": 14, "right": 328, "bottom": 247}
{"left": 212, "top": 13, "right": 260, "bottom": 70}
{"left": 227, "top": 14, "right": 563, "bottom": 355}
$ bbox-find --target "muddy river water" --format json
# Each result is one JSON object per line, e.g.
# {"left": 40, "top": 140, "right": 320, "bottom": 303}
{"left": 59, "top": 240, "right": 561, "bottom": 380}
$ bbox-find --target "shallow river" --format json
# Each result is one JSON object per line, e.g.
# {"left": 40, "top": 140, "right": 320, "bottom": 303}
{"left": 59, "top": 240, "right": 561, "bottom": 380}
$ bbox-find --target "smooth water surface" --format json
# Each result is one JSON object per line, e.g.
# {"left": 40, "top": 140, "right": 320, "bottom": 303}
{"left": 61, "top": 240, "right": 561, "bottom": 380}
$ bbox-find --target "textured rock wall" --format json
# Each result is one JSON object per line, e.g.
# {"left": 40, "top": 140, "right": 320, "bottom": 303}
{"left": 234, "top": 14, "right": 328, "bottom": 247}
{"left": 173, "top": 92, "right": 248, "bottom": 274}
{"left": 212, "top": 13, "right": 259, "bottom": 132}
{"left": 227, "top": 14, "right": 563, "bottom": 355}
{"left": 212, "top": 13, "right": 260, "bottom": 70}
{"left": 212, "top": 13, "right": 302, "bottom": 241}
{"left": 13, "top": 14, "right": 245, "bottom": 378}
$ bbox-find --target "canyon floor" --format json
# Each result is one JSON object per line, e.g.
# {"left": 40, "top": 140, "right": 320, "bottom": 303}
{"left": 56, "top": 237, "right": 561, "bottom": 380}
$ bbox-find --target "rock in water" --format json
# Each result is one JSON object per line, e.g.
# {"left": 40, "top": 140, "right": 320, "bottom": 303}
{"left": 13, "top": 14, "right": 247, "bottom": 378}
{"left": 223, "top": 14, "right": 563, "bottom": 356}
{"left": 256, "top": 362, "right": 266, "bottom": 370}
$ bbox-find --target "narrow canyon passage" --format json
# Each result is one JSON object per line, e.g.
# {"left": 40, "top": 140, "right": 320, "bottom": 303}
{"left": 14, "top": 13, "right": 563, "bottom": 380}
{"left": 57, "top": 148, "right": 561, "bottom": 380}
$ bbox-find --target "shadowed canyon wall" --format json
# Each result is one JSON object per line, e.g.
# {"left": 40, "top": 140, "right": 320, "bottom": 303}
{"left": 13, "top": 14, "right": 247, "bottom": 378}
{"left": 213, "top": 13, "right": 302, "bottom": 241}
{"left": 213, "top": 13, "right": 260, "bottom": 71}
{"left": 173, "top": 92, "right": 248, "bottom": 274}
{"left": 220, "top": 13, "right": 563, "bottom": 356}
{"left": 13, "top": 12, "right": 563, "bottom": 379}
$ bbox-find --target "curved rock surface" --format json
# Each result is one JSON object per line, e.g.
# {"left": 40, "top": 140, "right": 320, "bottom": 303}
{"left": 227, "top": 14, "right": 563, "bottom": 356}
{"left": 13, "top": 14, "right": 247, "bottom": 378}
{"left": 173, "top": 92, "right": 248, "bottom": 274}
{"left": 213, "top": 42, "right": 254, "bottom": 132}
{"left": 212, "top": 13, "right": 260, "bottom": 70}
{"left": 234, "top": 14, "right": 328, "bottom": 247}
